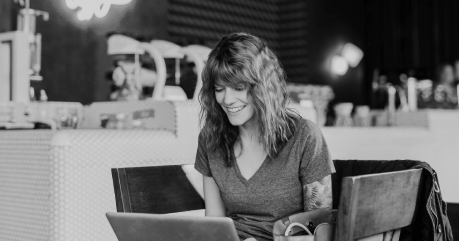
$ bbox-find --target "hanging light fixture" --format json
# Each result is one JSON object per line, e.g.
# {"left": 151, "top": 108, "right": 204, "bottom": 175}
{"left": 66, "top": 0, "right": 133, "bottom": 21}
{"left": 341, "top": 43, "right": 364, "bottom": 68}
{"left": 330, "top": 55, "right": 349, "bottom": 76}
{"left": 328, "top": 42, "right": 363, "bottom": 76}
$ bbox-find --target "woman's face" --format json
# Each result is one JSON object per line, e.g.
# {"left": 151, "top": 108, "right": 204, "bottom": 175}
{"left": 214, "top": 82, "right": 255, "bottom": 128}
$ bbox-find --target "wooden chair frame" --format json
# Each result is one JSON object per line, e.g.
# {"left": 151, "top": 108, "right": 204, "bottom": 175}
{"left": 110, "top": 165, "right": 423, "bottom": 241}
{"left": 111, "top": 165, "right": 205, "bottom": 214}
{"left": 336, "top": 169, "right": 422, "bottom": 241}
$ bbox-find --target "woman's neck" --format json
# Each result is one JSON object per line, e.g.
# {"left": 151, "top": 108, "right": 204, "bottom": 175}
{"left": 238, "top": 119, "right": 259, "bottom": 142}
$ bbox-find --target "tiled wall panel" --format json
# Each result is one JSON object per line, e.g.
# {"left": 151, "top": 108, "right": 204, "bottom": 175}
{"left": 168, "top": 0, "right": 309, "bottom": 83}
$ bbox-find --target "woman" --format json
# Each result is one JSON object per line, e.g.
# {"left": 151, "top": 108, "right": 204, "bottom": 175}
{"left": 194, "top": 32, "right": 335, "bottom": 241}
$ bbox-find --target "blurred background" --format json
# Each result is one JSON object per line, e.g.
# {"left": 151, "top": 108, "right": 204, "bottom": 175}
{"left": 1, "top": 0, "right": 458, "bottom": 107}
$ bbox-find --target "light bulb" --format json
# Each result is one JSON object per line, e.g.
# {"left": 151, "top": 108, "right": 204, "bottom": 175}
{"left": 341, "top": 43, "right": 364, "bottom": 68}
{"left": 330, "top": 55, "right": 349, "bottom": 76}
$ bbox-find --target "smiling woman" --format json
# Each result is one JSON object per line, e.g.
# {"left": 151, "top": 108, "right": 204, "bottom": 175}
{"left": 195, "top": 32, "right": 335, "bottom": 241}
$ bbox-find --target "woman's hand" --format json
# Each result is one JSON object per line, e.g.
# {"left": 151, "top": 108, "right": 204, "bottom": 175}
{"left": 244, "top": 238, "right": 257, "bottom": 241}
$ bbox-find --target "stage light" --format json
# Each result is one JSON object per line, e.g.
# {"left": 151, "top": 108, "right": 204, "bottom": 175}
{"left": 330, "top": 55, "right": 349, "bottom": 76}
{"left": 341, "top": 43, "right": 363, "bottom": 67}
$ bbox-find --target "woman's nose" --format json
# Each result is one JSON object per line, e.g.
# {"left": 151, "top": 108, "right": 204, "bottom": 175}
{"left": 223, "top": 88, "right": 236, "bottom": 105}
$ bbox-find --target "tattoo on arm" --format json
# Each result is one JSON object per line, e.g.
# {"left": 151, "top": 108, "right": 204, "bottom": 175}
{"left": 303, "top": 174, "right": 333, "bottom": 211}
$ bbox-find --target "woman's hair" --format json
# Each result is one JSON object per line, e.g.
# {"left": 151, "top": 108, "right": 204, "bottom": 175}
{"left": 199, "top": 32, "right": 299, "bottom": 166}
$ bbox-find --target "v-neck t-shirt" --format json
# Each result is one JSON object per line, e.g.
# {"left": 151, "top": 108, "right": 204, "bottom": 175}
{"left": 194, "top": 118, "right": 335, "bottom": 241}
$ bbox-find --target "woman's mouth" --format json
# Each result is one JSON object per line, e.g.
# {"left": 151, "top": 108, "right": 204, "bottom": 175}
{"left": 227, "top": 105, "right": 246, "bottom": 113}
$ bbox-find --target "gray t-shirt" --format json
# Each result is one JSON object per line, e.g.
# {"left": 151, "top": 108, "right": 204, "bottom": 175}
{"left": 194, "top": 118, "right": 335, "bottom": 241}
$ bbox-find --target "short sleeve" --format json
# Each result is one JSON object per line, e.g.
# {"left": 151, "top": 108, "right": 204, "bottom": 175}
{"left": 299, "top": 120, "right": 335, "bottom": 184}
{"left": 194, "top": 132, "right": 213, "bottom": 177}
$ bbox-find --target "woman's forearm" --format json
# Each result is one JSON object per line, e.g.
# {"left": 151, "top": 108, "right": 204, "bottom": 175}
{"left": 203, "top": 175, "right": 227, "bottom": 217}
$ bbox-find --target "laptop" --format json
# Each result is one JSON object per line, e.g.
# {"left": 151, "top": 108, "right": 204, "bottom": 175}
{"left": 106, "top": 212, "right": 240, "bottom": 241}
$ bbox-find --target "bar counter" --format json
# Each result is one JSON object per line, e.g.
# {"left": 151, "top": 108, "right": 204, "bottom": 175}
{"left": 0, "top": 100, "right": 201, "bottom": 241}
{"left": 323, "top": 109, "right": 459, "bottom": 202}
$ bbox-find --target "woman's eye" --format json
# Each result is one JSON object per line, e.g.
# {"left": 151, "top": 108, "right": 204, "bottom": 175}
{"left": 215, "top": 88, "right": 224, "bottom": 92}
{"left": 234, "top": 86, "right": 246, "bottom": 91}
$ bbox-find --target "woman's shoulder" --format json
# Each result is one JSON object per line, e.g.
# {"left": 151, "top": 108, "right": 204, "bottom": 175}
{"left": 197, "top": 129, "right": 219, "bottom": 156}
{"left": 197, "top": 129, "right": 210, "bottom": 152}
{"left": 294, "top": 117, "right": 323, "bottom": 138}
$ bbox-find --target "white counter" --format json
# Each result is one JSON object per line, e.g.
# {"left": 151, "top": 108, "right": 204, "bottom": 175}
{"left": 323, "top": 110, "right": 459, "bottom": 202}
{"left": 0, "top": 101, "right": 200, "bottom": 241}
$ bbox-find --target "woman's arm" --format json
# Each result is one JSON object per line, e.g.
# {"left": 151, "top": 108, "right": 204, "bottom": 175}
{"left": 203, "top": 175, "right": 226, "bottom": 217}
{"left": 303, "top": 174, "right": 333, "bottom": 211}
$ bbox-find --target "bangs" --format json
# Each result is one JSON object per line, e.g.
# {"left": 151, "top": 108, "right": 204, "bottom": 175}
{"left": 207, "top": 57, "right": 254, "bottom": 88}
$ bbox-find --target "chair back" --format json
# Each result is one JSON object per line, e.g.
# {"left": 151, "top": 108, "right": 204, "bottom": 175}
{"left": 336, "top": 169, "right": 422, "bottom": 241}
{"left": 447, "top": 202, "right": 459, "bottom": 240}
{"left": 111, "top": 165, "right": 205, "bottom": 214}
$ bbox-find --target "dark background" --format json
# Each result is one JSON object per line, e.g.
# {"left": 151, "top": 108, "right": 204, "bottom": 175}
{"left": 1, "top": 0, "right": 459, "bottom": 105}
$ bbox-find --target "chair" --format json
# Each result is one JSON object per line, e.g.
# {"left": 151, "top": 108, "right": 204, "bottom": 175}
{"left": 111, "top": 165, "right": 205, "bottom": 214}
{"left": 336, "top": 169, "right": 422, "bottom": 241}
{"left": 110, "top": 164, "right": 423, "bottom": 241}
{"left": 447, "top": 202, "right": 459, "bottom": 240}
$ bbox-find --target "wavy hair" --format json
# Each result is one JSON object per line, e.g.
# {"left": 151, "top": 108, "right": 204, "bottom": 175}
{"left": 199, "top": 32, "right": 299, "bottom": 166}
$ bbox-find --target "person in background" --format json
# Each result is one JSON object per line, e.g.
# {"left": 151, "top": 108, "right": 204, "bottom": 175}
{"left": 371, "top": 74, "right": 389, "bottom": 109}
{"left": 433, "top": 63, "right": 458, "bottom": 108}
{"left": 195, "top": 32, "right": 335, "bottom": 241}
{"left": 454, "top": 60, "right": 459, "bottom": 84}
{"left": 453, "top": 60, "right": 459, "bottom": 103}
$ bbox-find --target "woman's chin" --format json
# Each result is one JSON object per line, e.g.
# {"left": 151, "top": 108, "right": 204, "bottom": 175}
{"left": 227, "top": 115, "right": 255, "bottom": 128}
{"left": 227, "top": 118, "right": 243, "bottom": 126}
